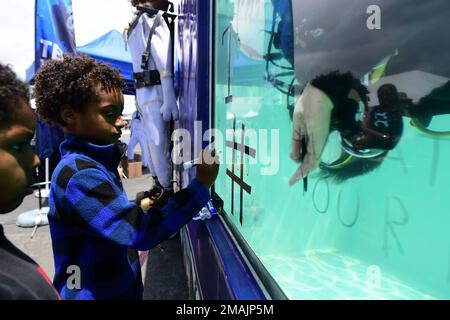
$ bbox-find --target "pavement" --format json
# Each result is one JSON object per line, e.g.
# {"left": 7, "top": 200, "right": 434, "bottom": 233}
{"left": 0, "top": 172, "right": 190, "bottom": 299}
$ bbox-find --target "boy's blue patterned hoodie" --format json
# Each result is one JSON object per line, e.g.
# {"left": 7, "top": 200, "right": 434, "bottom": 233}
{"left": 48, "top": 134, "right": 209, "bottom": 300}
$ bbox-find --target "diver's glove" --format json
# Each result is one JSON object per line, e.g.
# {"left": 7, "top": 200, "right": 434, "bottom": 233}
{"left": 135, "top": 191, "right": 146, "bottom": 205}
{"left": 160, "top": 77, "right": 179, "bottom": 121}
{"left": 289, "top": 82, "right": 334, "bottom": 186}
{"left": 135, "top": 180, "right": 174, "bottom": 211}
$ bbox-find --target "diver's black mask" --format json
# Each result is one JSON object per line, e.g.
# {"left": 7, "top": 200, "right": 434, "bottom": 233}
{"left": 342, "top": 84, "right": 403, "bottom": 158}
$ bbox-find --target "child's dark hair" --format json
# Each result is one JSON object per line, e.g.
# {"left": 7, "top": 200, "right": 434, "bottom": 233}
{"left": 34, "top": 54, "right": 126, "bottom": 126}
{"left": 0, "top": 64, "right": 30, "bottom": 130}
{"left": 311, "top": 71, "right": 369, "bottom": 137}
{"left": 319, "top": 152, "right": 387, "bottom": 183}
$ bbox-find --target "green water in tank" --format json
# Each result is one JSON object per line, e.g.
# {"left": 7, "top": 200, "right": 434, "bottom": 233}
{"left": 213, "top": 0, "right": 450, "bottom": 299}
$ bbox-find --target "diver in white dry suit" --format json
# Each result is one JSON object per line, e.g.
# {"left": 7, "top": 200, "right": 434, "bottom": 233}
{"left": 126, "top": 0, "right": 178, "bottom": 200}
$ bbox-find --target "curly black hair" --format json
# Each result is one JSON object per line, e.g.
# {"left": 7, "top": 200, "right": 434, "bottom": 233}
{"left": 0, "top": 63, "right": 30, "bottom": 130}
{"left": 34, "top": 54, "right": 126, "bottom": 126}
{"left": 319, "top": 153, "right": 387, "bottom": 183}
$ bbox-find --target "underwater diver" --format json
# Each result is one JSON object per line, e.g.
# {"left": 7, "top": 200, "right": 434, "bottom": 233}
{"left": 289, "top": 72, "right": 450, "bottom": 186}
{"left": 270, "top": 0, "right": 450, "bottom": 186}
{"left": 289, "top": 71, "right": 404, "bottom": 186}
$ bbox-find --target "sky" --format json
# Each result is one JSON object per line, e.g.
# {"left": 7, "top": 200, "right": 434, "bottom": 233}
{"left": 0, "top": 0, "right": 134, "bottom": 80}
{"left": 0, "top": 0, "right": 136, "bottom": 113}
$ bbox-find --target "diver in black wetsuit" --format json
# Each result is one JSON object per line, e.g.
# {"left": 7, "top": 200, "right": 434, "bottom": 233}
{"left": 289, "top": 71, "right": 407, "bottom": 185}
{"left": 266, "top": 0, "right": 450, "bottom": 184}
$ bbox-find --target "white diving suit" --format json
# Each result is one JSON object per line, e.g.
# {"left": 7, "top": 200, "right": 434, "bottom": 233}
{"left": 126, "top": 7, "right": 178, "bottom": 188}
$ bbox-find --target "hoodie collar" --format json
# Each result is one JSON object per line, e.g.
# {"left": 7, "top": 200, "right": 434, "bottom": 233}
{"left": 60, "top": 133, "right": 122, "bottom": 170}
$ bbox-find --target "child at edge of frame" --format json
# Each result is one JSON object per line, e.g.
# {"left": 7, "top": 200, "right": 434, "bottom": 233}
{"left": 0, "top": 63, "right": 61, "bottom": 300}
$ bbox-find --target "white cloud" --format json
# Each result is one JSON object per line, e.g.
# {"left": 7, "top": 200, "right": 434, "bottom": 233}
{"left": 73, "top": 0, "right": 134, "bottom": 46}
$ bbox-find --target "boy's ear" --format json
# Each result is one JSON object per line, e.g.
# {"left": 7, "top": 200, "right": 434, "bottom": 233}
{"left": 60, "top": 105, "right": 77, "bottom": 125}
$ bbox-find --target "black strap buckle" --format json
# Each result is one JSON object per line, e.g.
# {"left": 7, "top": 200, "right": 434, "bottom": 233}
{"left": 133, "top": 70, "right": 161, "bottom": 89}
{"left": 141, "top": 53, "right": 150, "bottom": 70}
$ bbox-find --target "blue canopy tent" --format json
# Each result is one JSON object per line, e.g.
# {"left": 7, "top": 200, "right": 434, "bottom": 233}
{"left": 77, "top": 30, "right": 135, "bottom": 94}
{"left": 27, "top": 29, "right": 135, "bottom": 94}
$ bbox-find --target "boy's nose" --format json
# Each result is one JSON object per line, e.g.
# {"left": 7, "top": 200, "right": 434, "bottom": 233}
{"left": 116, "top": 117, "right": 126, "bottom": 128}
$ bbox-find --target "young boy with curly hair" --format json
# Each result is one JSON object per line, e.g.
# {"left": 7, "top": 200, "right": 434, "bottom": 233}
{"left": 0, "top": 63, "right": 60, "bottom": 299}
{"left": 34, "top": 55, "right": 218, "bottom": 300}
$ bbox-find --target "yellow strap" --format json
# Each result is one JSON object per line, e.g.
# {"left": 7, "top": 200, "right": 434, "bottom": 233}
{"left": 410, "top": 118, "right": 450, "bottom": 137}
{"left": 320, "top": 152, "right": 353, "bottom": 169}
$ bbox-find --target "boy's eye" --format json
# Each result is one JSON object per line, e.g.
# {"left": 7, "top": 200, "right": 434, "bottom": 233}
{"left": 11, "top": 142, "right": 30, "bottom": 152}
{"left": 102, "top": 106, "right": 124, "bottom": 119}
{"left": 104, "top": 111, "right": 118, "bottom": 117}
